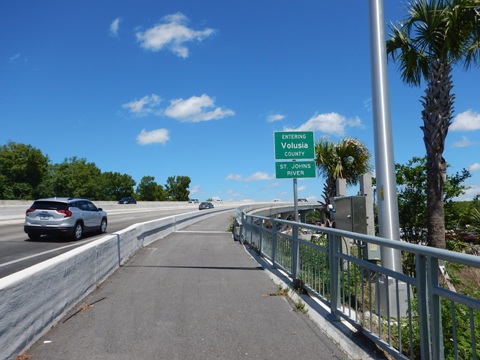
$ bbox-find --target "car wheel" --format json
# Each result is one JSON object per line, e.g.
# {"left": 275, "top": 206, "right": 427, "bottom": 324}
{"left": 28, "top": 233, "right": 40, "bottom": 241}
{"left": 99, "top": 218, "right": 107, "bottom": 234}
{"left": 73, "top": 222, "right": 83, "bottom": 240}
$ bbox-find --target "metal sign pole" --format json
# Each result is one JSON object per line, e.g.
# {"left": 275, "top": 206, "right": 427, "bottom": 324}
{"left": 293, "top": 178, "right": 299, "bottom": 222}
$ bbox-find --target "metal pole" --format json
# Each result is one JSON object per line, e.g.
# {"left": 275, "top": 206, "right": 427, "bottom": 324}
{"left": 293, "top": 178, "right": 299, "bottom": 222}
{"left": 368, "top": 0, "right": 403, "bottom": 272}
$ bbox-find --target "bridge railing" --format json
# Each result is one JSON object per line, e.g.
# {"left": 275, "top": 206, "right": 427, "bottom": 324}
{"left": 239, "top": 211, "right": 480, "bottom": 360}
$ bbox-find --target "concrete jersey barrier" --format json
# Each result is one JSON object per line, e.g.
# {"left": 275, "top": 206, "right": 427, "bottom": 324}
{"left": 0, "top": 208, "right": 224, "bottom": 360}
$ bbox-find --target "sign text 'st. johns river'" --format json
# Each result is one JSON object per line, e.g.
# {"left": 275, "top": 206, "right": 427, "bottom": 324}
{"left": 274, "top": 131, "right": 315, "bottom": 160}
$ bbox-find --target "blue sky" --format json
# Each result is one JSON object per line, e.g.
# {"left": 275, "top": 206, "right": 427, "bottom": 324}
{"left": 1, "top": 1, "right": 479, "bottom": 202}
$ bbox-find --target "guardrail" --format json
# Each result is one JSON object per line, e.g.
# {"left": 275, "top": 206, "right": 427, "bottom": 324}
{"left": 0, "top": 208, "right": 228, "bottom": 360}
{"left": 238, "top": 210, "right": 480, "bottom": 360}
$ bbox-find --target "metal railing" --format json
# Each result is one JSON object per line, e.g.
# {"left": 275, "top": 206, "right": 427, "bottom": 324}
{"left": 238, "top": 211, "right": 480, "bottom": 360}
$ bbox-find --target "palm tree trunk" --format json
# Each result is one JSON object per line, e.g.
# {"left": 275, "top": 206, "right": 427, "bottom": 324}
{"left": 421, "top": 61, "right": 454, "bottom": 249}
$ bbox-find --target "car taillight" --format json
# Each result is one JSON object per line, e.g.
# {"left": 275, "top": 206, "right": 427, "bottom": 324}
{"left": 26, "top": 208, "right": 34, "bottom": 215}
{"left": 58, "top": 209, "right": 72, "bottom": 218}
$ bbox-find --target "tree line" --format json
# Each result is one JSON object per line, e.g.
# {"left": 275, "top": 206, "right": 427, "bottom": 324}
{"left": 0, "top": 141, "right": 191, "bottom": 201}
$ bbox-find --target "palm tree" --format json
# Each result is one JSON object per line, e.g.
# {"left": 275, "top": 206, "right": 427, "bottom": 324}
{"left": 315, "top": 137, "right": 372, "bottom": 218}
{"left": 387, "top": 0, "right": 480, "bottom": 249}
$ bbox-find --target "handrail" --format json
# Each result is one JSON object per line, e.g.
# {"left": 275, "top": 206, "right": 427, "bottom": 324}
{"left": 237, "top": 210, "right": 480, "bottom": 360}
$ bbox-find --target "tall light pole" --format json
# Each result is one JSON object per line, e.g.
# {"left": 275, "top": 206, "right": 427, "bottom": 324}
{"left": 369, "top": 0, "right": 408, "bottom": 316}
{"left": 368, "top": 0, "right": 402, "bottom": 272}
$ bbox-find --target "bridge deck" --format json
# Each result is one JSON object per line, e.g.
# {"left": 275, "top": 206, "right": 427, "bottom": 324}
{"left": 22, "top": 211, "right": 371, "bottom": 360}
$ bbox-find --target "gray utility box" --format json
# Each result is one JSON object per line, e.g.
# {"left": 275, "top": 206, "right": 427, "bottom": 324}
{"left": 332, "top": 196, "right": 381, "bottom": 261}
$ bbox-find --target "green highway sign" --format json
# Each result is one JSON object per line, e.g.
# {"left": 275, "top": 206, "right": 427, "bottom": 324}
{"left": 275, "top": 161, "right": 316, "bottom": 179}
{"left": 274, "top": 131, "right": 315, "bottom": 160}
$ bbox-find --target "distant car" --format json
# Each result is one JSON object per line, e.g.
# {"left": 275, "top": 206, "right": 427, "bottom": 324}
{"left": 199, "top": 202, "right": 214, "bottom": 210}
{"left": 24, "top": 197, "right": 108, "bottom": 241}
{"left": 189, "top": 199, "right": 200, "bottom": 203}
{"left": 118, "top": 197, "right": 137, "bottom": 204}
{"left": 298, "top": 198, "right": 308, "bottom": 202}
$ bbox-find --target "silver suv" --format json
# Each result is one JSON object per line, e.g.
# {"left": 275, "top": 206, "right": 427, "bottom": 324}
{"left": 24, "top": 198, "right": 108, "bottom": 241}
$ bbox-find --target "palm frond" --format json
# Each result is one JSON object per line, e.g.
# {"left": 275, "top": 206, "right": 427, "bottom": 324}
{"left": 388, "top": 0, "right": 480, "bottom": 85}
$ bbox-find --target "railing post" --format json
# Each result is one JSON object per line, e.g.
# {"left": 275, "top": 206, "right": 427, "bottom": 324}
{"left": 428, "top": 257, "right": 443, "bottom": 360}
{"left": 329, "top": 233, "right": 341, "bottom": 319}
{"left": 259, "top": 219, "right": 264, "bottom": 255}
{"left": 292, "top": 223, "right": 300, "bottom": 287}
{"left": 249, "top": 216, "right": 254, "bottom": 244}
{"left": 416, "top": 254, "right": 432, "bottom": 360}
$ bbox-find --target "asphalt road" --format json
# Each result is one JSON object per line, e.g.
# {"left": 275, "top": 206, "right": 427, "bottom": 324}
{"left": 0, "top": 204, "right": 236, "bottom": 278}
{"left": 22, "top": 211, "right": 349, "bottom": 360}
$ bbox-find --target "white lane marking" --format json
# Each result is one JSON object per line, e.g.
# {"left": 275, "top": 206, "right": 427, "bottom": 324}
{"left": 0, "top": 241, "right": 89, "bottom": 268}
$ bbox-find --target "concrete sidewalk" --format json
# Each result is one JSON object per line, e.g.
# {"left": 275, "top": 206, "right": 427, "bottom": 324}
{"left": 20, "top": 212, "right": 375, "bottom": 360}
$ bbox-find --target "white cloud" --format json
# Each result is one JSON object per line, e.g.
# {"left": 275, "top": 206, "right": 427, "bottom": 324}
{"left": 265, "top": 182, "right": 280, "bottom": 189}
{"left": 286, "top": 112, "right": 362, "bottom": 136}
{"left": 453, "top": 184, "right": 480, "bottom": 201}
{"left": 452, "top": 136, "right": 476, "bottom": 148}
{"left": 363, "top": 98, "right": 372, "bottom": 112}
{"left": 226, "top": 189, "right": 240, "bottom": 198}
{"left": 451, "top": 110, "right": 480, "bottom": 131}
{"left": 226, "top": 174, "right": 243, "bottom": 181}
{"left": 189, "top": 185, "right": 200, "bottom": 195}
{"left": 226, "top": 172, "right": 274, "bottom": 181}
{"left": 165, "top": 94, "right": 234, "bottom": 122}
{"left": 245, "top": 172, "right": 274, "bottom": 181}
{"left": 110, "top": 18, "right": 120, "bottom": 37}
{"left": 267, "top": 114, "right": 285, "bottom": 122}
{"left": 469, "top": 163, "right": 480, "bottom": 172}
{"left": 136, "top": 128, "right": 169, "bottom": 145}
{"left": 9, "top": 53, "right": 21, "bottom": 62}
{"left": 122, "top": 94, "right": 162, "bottom": 116}
{"left": 297, "top": 185, "right": 306, "bottom": 192}
{"left": 135, "top": 13, "right": 215, "bottom": 58}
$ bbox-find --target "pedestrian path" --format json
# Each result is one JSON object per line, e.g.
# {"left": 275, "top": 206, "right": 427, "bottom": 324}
{"left": 21, "top": 212, "right": 373, "bottom": 360}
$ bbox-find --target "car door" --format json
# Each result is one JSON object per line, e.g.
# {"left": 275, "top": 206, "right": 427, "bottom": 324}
{"left": 84, "top": 201, "right": 101, "bottom": 230}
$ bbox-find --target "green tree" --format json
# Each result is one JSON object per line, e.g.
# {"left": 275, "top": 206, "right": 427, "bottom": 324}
{"left": 155, "top": 184, "right": 168, "bottom": 201}
{"left": 165, "top": 175, "right": 191, "bottom": 201}
{"left": 0, "top": 141, "right": 50, "bottom": 199}
{"left": 387, "top": 0, "right": 480, "bottom": 248}
{"left": 395, "top": 156, "right": 471, "bottom": 244}
{"left": 136, "top": 176, "right": 166, "bottom": 201}
{"left": 50, "top": 157, "right": 103, "bottom": 199}
{"left": 315, "top": 137, "right": 372, "bottom": 207}
{"left": 101, "top": 172, "right": 136, "bottom": 201}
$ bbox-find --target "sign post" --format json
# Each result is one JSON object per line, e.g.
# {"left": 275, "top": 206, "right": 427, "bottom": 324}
{"left": 274, "top": 131, "right": 315, "bottom": 220}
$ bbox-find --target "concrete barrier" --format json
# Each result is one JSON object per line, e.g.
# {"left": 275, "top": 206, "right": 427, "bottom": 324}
{"left": 0, "top": 209, "right": 223, "bottom": 360}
